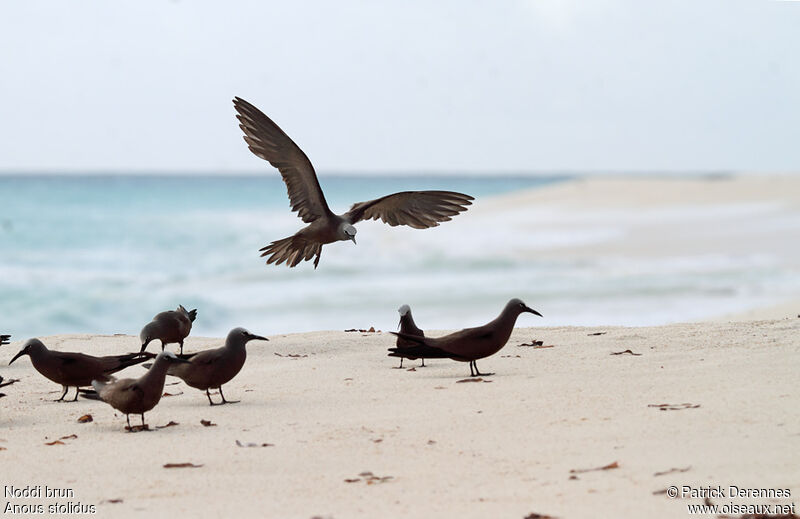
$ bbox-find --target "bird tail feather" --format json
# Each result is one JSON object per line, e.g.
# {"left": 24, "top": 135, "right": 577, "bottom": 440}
{"left": 177, "top": 305, "right": 198, "bottom": 322}
{"left": 106, "top": 352, "right": 155, "bottom": 375}
{"left": 260, "top": 236, "right": 323, "bottom": 269}
{"left": 78, "top": 388, "right": 101, "bottom": 400}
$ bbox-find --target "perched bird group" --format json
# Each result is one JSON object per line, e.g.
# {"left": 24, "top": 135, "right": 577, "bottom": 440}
{"left": 5, "top": 307, "right": 268, "bottom": 430}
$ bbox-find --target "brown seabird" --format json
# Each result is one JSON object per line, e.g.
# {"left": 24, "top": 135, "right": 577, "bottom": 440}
{"left": 9, "top": 338, "right": 152, "bottom": 401}
{"left": 395, "top": 304, "right": 426, "bottom": 369}
{"left": 139, "top": 305, "right": 197, "bottom": 355}
{"left": 92, "top": 350, "right": 188, "bottom": 430}
{"left": 147, "top": 327, "right": 268, "bottom": 405}
{"left": 233, "top": 97, "right": 474, "bottom": 268}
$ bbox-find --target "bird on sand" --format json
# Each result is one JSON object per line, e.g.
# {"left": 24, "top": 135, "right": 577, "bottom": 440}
{"left": 145, "top": 327, "right": 268, "bottom": 405}
{"left": 395, "top": 305, "right": 426, "bottom": 369}
{"left": 0, "top": 375, "right": 19, "bottom": 398}
{"left": 92, "top": 350, "right": 189, "bottom": 431}
{"left": 9, "top": 338, "right": 152, "bottom": 401}
{"left": 388, "top": 298, "right": 542, "bottom": 377}
{"left": 140, "top": 305, "right": 197, "bottom": 355}
{"left": 233, "top": 97, "right": 474, "bottom": 268}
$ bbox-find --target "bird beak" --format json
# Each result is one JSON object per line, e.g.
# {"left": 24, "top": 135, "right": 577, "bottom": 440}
{"left": 9, "top": 349, "right": 26, "bottom": 365}
{"left": 247, "top": 333, "right": 269, "bottom": 342}
{"left": 350, "top": 235, "right": 356, "bottom": 245}
{"left": 523, "top": 305, "right": 543, "bottom": 317}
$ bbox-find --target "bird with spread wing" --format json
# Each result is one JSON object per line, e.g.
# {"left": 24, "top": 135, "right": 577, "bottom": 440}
{"left": 233, "top": 97, "right": 474, "bottom": 268}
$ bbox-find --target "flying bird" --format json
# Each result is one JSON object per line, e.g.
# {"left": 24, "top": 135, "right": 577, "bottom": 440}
{"left": 140, "top": 305, "right": 197, "bottom": 355}
{"left": 233, "top": 97, "right": 474, "bottom": 268}
{"left": 388, "top": 299, "right": 542, "bottom": 377}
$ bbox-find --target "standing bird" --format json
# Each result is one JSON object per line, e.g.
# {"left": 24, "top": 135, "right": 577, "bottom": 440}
{"left": 8, "top": 338, "right": 152, "bottom": 401}
{"left": 233, "top": 97, "right": 474, "bottom": 268}
{"left": 395, "top": 305, "right": 426, "bottom": 369}
{"left": 388, "top": 298, "right": 542, "bottom": 377}
{"left": 92, "top": 350, "right": 188, "bottom": 431}
{"left": 0, "top": 376, "right": 18, "bottom": 398}
{"left": 139, "top": 305, "right": 197, "bottom": 355}
{"left": 151, "top": 327, "right": 268, "bottom": 405}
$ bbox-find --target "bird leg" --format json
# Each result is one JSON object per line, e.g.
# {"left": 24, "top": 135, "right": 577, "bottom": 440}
{"left": 126, "top": 415, "right": 131, "bottom": 430}
{"left": 218, "top": 386, "right": 239, "bottom": 405}
{"left": 54, "top": 386, "right": 68, "bottom": 402}
{"left": 179, "top": 340, "right": 184, "bottom": 355}
{"left": 207, "top": 387, "right": 240, "bottom": 406}
{"left": 470, "top": 361, "right": 493, "bottom": 377}
{"left": 141, "top": 414, "right": 146, "bottom": 428}
{"left": 393, "top": 358, "right": 404, "bottom": 369}
{"left": 420, "top": 358, "right": 426, "bottom": 367}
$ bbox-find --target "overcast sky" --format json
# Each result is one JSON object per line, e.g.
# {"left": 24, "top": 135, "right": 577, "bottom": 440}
{"left": 0, "top": 0, "right": 798, "bottom": 173}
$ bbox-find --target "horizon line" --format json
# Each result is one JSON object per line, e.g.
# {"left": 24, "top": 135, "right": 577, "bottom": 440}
{"left": 0, "top": 168, "right": 775, "bottom": 178}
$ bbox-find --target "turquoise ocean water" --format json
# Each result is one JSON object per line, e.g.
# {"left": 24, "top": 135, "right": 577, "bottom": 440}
{"left": 0, "top": 174, "right": 563, "bottom": 337}
{"left": 1, "top": 174, "right": 797, "bottom": 339}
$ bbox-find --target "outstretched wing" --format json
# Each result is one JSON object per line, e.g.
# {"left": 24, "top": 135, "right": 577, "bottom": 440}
{"left": 344, "top": 191, "right": 473, "bottom": 229}
{"left": 233, "top": 97, "right": 331, "bottom": 223}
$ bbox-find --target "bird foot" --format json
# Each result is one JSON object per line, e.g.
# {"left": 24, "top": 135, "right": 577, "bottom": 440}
{"left": 209, "top": 399, "right": 240, "bottom": 406}
{"left": 125, "top": 424, "right": 150, "bottom": 433}
{"left": 472, "top": 372, "right": 494, "bottom": 377}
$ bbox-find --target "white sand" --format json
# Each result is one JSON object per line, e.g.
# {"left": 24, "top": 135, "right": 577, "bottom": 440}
{"left": 470, "top": 174, "right": 800, "bottom": 260}
{"left": 1, "top": 319, "right": 798, "bottom": 518}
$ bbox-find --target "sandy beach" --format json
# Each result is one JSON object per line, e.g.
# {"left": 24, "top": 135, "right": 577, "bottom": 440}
{"left": 2, "top": 174, "right": 799, "bottom": 518}
{"left": 1, "top": 318, "right": 798, "bottom": 518}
